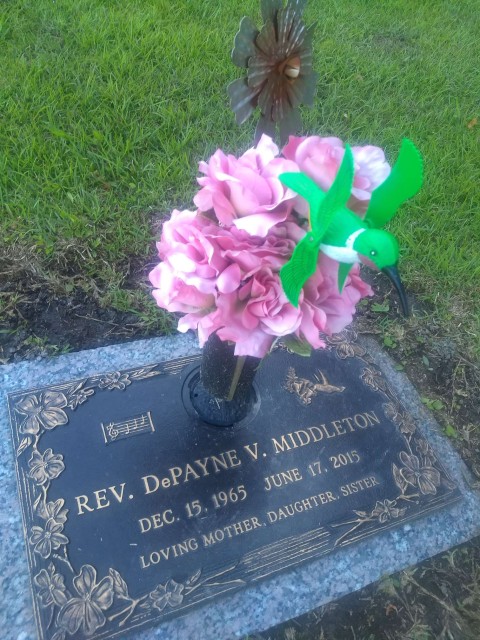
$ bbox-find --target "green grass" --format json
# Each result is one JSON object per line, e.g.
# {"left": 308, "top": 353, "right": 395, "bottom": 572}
{"left": 0, "top": 0, "right": 479, "bottom": 353}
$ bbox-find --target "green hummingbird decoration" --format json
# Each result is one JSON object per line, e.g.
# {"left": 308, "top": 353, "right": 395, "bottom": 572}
{"left": 279, "top": 138, "right": 424, "bottom": 315}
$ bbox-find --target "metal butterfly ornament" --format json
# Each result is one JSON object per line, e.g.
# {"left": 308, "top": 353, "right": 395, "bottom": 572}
{"left": 279, "top": 139, "right": 424, "bottom": 315}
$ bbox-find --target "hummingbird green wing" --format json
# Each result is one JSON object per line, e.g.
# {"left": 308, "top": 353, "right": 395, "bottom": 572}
{"left": 337, "top": 262, "right": 353, "bottom": 292}
{"left": 364, "top": 138, "right": 423, "bottom": 229}
{"left": 309, "top": 144, "right": 355, "bottom": 239}
{"left": 279, "top": 146, "right": 355, "bottom": 305}
{"left": 279, "top": 144, "right": 355, "bottom": 242}
{"left": 278, "top": 172, "right": 324, "bottom": 225}
{"left": 280, "top": 232, "right": 320, "bottom": 307}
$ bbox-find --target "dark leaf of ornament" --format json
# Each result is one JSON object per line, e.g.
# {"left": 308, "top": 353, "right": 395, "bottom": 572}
{"left": 291, "top": 68, "right": 317, "bottom": 106}
{"left": 228, "top": 79, "right": 259, "bottom": 125}
{"left": 247, "top": 55, "right": 274, "bottom": 88}
{"left": 232, "top": 17, "right": 259, "bottom": 68}
{"left": 255, "top": 114, "right": 277, "bottom": 142}
{"left": 261, "top": 0, "right": 283, "bottom": 23}
{"left": 255, "top": 19, "right": 278, "bottom": 57}
{"left": 277, "top": 2, "right": 301, "bottom": 55}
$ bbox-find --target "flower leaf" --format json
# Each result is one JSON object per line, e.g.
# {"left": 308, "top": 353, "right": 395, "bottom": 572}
{"left": 353, "top": 510, "right": 368, "bottom": 518}
{"left": 282, "top": 335, "right": 312, "bottom": 357}
{"left": 17, "top": 436, "right": 32, "bottom": 457}
{"left": 185, "top": 569, "right": 201, "bottom": 587}
{"left": 130, "top": 366, "right": 161, "bottom": 380}
{"left": 393, "top": 463, "right": 408, "bottom": 493}
{"left": 442, "top": 476, "right": 457, "bottom": 490}
{"left": 109, "top": 568, "right": 129, "bottom": 599}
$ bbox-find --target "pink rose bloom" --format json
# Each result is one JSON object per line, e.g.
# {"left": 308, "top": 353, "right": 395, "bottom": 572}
{"left": 155, "top": 209, "right": 245, "bottom": 295}
{"left": 298, "top": 255, "right": 373, "bottom": 341}
{"left": 149, "top": 261, "right": 215, "bottom": 316}
{"left": 194, "top": 135, "right": 299, "bottom": 237}
{"left": 215, "top": 222, "right": 298, "bottom": 277}
{"left": 215, "top": 267, "right": 303, "bottom": 358}
{"left": 149, "top": 258, "right": 223, "bottom": 347}
{"left": 282, "top": 136, "right": 391, "bottom": 215}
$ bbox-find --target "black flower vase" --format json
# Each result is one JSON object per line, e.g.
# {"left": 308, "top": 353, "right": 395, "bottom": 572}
{"left": 190, "top": 333, "right": 260, "bottom": 427}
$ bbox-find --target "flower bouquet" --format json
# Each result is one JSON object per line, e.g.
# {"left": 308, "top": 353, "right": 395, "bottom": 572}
{"left": 148, "top": 134, "right": 396, "bottom": 424}
{"left": 148, "top": 134, "right": 393, "bottom": 359}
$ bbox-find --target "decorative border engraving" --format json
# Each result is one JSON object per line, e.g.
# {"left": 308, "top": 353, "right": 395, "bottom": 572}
{"left": 9, "top": 338, "right": 459, "bottom": 640}
{"left": 325, "top": 330, "right": 458, "bottom": 547}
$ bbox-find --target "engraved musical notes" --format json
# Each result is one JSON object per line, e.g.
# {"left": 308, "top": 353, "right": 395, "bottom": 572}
{"left": 102, "top": 412, "right": 154, "bottom": 444}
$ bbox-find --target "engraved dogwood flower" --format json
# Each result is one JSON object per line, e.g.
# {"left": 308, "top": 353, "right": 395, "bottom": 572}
{"left": 399, "top": 452, "right": 441, "bottom": 495}
{"left": 361, "top": 367, "right": 388, "bottom": 394}
{"left": 37, "top": 498, "right": 69, "bottom": 523}
{"left": 371, "top": 499, "right": 406, "bottom": 523}
{"left": 415, "top": 437, "right": 436, "bottom": 463}
{"left": 66, "top": 383, "right": 95, "bottom": 410}
{"left": 383, "top": 402, "right": 416, "bottom": 435}
{"left": 57, "top": 565, "right": 114, "bottom": 636}
{"left": 29, "top": 518, "right": 69, "bottom": 559}
{"left": 34, "top": 563, "right": 68, "bottom": 607}
{"left": 327, "top": 330, "right": 366, "bottom": 360}
{"left": 150, "top": 579, "right": 184, "bottom": 612}
{"left": 28, "top": 448, "right": 65, "bottom": 485}
{"left": 98, "top": 371, "right": 131, "bottom": 391}
{"left": 16, "top": 391, "right": 68, "bottom": 435}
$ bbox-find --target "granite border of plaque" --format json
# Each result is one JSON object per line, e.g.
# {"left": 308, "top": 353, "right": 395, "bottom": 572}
{"left": 1, "top": 332, "right": 480, "bottom": 640}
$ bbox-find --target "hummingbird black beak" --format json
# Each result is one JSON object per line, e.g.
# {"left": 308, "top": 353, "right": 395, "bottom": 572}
{"left": 381, "top": 265, "right": 410, "bottom": 317}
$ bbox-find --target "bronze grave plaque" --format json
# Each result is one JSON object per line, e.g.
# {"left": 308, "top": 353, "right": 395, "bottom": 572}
{"left": 8, "top": 332, "right": 461, "bottom": 640}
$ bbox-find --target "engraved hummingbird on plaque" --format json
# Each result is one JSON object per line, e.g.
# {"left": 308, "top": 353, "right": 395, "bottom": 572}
{"left": 284, "top": 367, "right": 345, "bottom": 405}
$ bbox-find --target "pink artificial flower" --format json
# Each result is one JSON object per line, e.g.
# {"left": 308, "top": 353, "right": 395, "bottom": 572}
{"left": 150, "top": 260, "right": 222, "bottom": 348}
{"left": 299, "top": 255, "right": 373, "bottom": 339}
{"left": 215, "top": 267, "right": 303, "bottom": 358}
{"left": 215, "top": 222, "right": 298, "bottom": 276}
{"left": 149, "top": 261, "right": 215, "bottom": 315}
{"left": 156, "top": 209, "right": 253, "bottom": 296}
{"left": 177, "top": 306, "right": 222, "bottom": 348}
{"left": 155, "top": 209, "right": 232, "bottom": 294}
{"left": 350, "top": 145, "right": 391, "bottom": 203}
{"left": 282, "top": 136, "right": 391, "bottom": 215}
{"left": 194, "top": 135, "right": 299, "bottom": 236}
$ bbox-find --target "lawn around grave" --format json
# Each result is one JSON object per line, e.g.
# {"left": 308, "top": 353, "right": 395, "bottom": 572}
{"left": 0, "top": 0, "right": 479, "bottom": 355}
